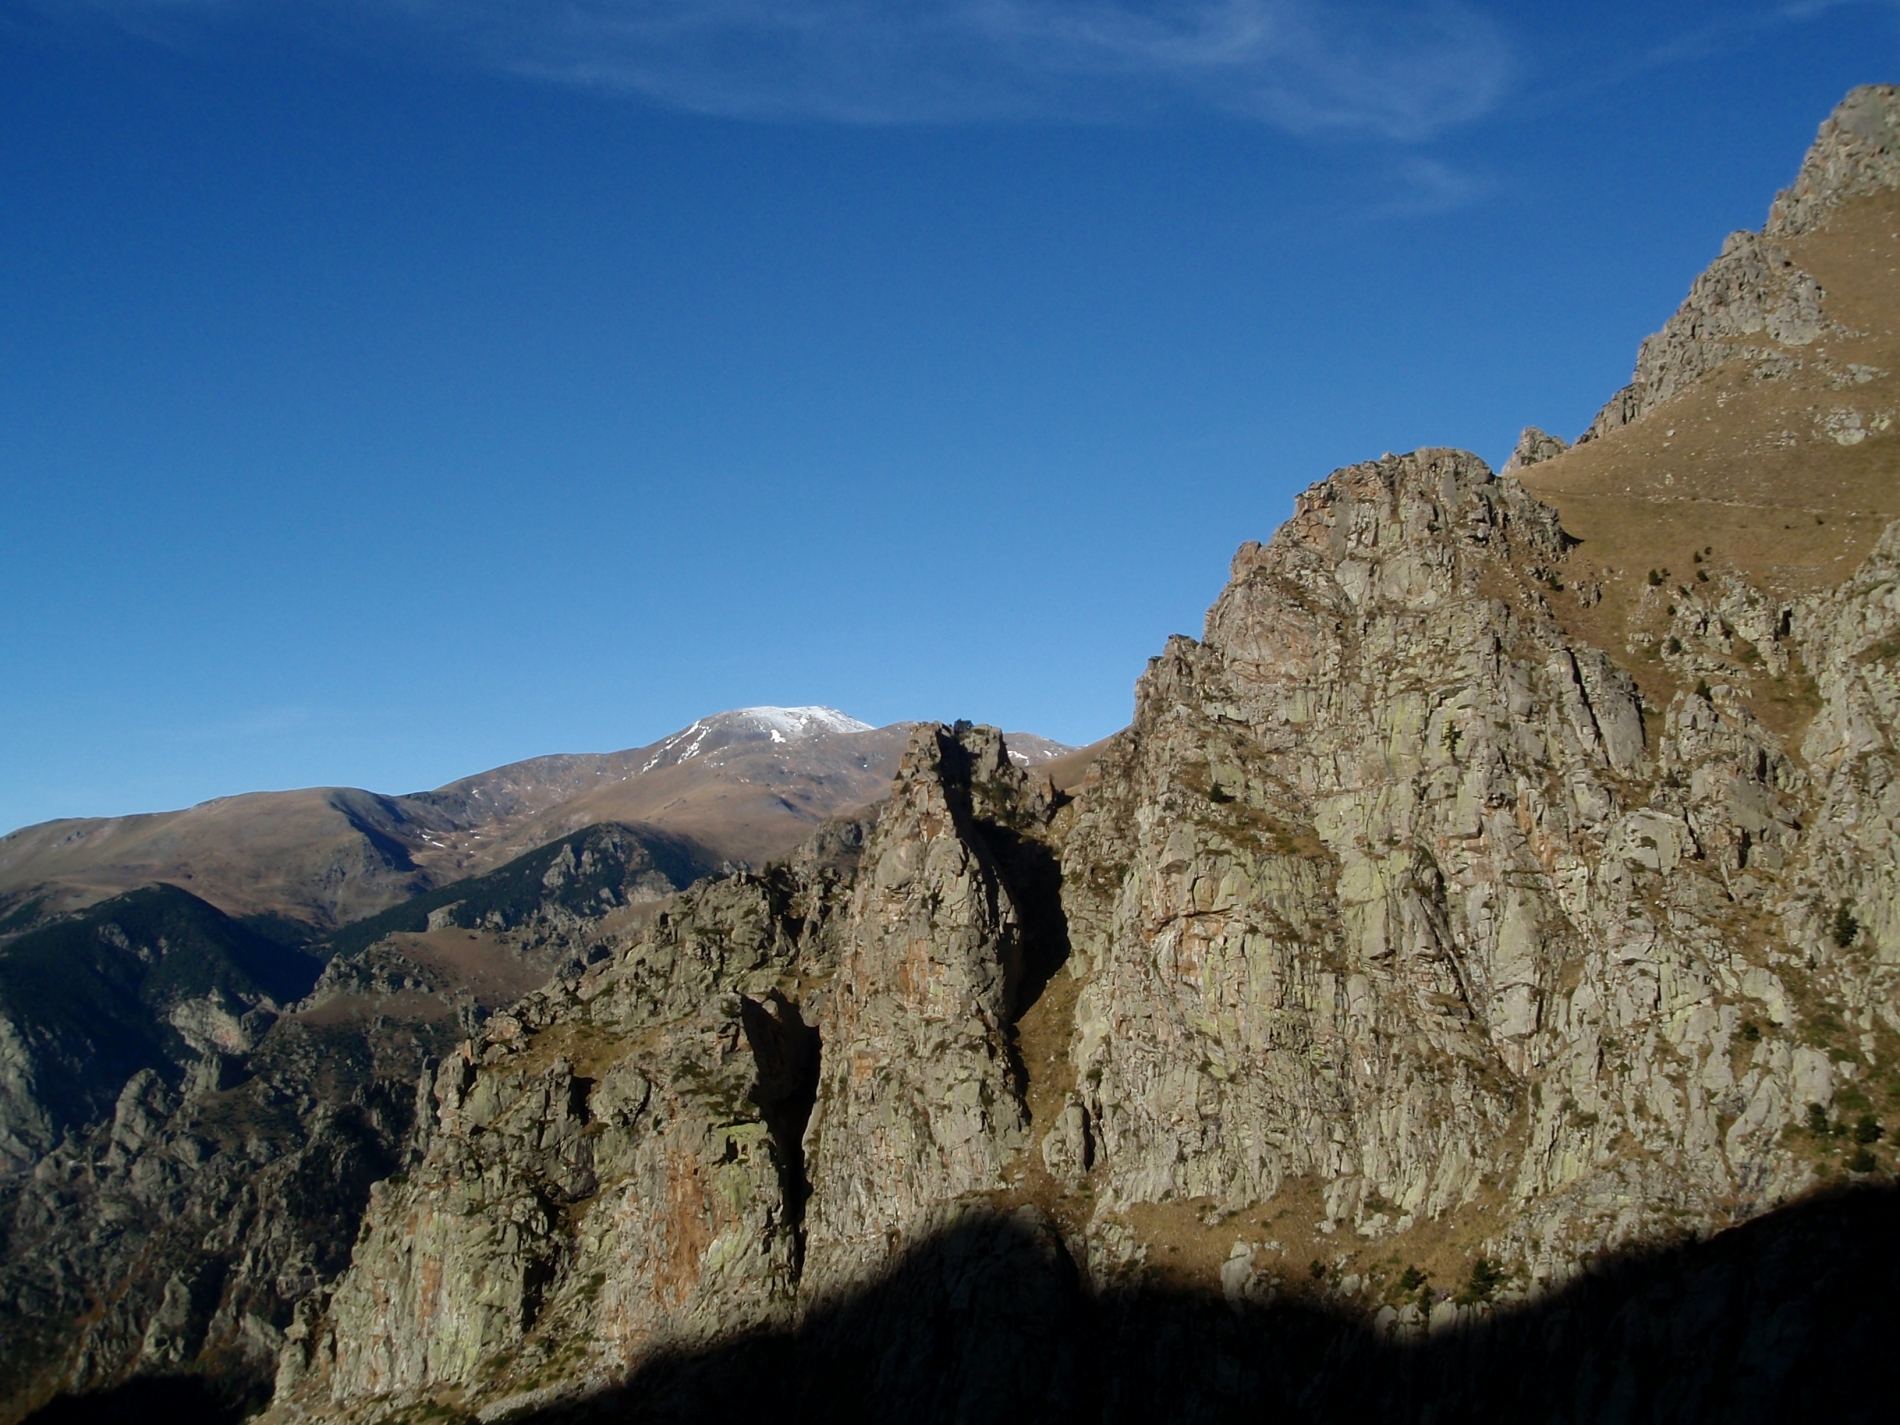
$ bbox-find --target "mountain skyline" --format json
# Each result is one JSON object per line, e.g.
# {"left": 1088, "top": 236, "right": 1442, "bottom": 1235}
{"left": 0, "top": 704, "right": 1073, "bottom": 927}
{"left": 5, "top": 4, "right": 1897, "bottom": 834}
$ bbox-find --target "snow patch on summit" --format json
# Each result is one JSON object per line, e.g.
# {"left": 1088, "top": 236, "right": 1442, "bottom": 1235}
{"left": 720, "top": 706, "right": 875, "bottom": 739}
{"left": 631, "top": 707, "right": 878, "bottom": 775}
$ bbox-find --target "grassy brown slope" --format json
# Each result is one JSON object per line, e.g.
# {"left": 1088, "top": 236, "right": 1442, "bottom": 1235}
{"left": 0, "top": 789, "right": 435, "bottom": 928}
{"left": 1517, "top": 189, "right": 1900, "bottom": 711}
{"left": 418, "top": 724, "right": 914, "bottom": 876}
{"left": 1039, "top": 735, "right": 1119, "bottom": 794}
{"left": 0, "top": 727, "right": 918, "bottom": 927}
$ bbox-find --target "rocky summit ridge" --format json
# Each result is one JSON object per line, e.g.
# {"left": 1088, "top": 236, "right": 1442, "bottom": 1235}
{"left": 5, "top": 87, "right": 1900, "bottom": 1425}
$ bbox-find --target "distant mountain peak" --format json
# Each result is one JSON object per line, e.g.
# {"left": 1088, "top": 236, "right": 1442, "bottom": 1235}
{"left": 0, "top": 707, "right": 1073, "bottom": 930}
{"left": 717, "top": 706, "right": 875, "bottom": 738}
{"left": 635, "top": 706, "right": 877, "bottom": 773}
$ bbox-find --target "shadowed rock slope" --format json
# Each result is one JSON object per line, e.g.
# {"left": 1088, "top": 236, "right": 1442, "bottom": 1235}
{"left": 0, "top": 887, "right": 324, "bottom": 1174}
{"left": 0, "top": 824, "right": 725, "bottom": 1420}
{"left": 421, "top": 1183, "right": 1900, "bottom": 1425}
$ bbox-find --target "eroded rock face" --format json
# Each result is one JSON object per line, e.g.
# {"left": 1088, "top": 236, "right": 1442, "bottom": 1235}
{"left": 1768, "top": 83, "right": 1900, "bottom": 239}
{"left": 1055, "top": 449, "right": 1839, "bottom": 1280}
{"left": 1586, "top": 226, "right": 1834, "bottom": 438}
{"left": 1500, "top": 426, "right": 1570, "bottom": 471}
{"left": 277, "top": 450, "right": 1900, "bottom": 1424}
{"left": 278, "top": 824, "right": 860, "bottom": 1415}
{"left": 800, "top": 726, "right": 1044, "bottom": 1300}
{"left": 1065, "top": 452, "right": 1559, "bottom": 1235}
{"left": 269, "top": 731, "right": 1072, "bottom": 1421}
{"left": 1791, "top": 521, "right": 1900, "bottom": 1000}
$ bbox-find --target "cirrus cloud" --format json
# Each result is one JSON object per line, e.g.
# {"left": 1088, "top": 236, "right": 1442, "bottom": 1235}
{"left": 449, "top": 0, "right": 1511, "bottom": 136}
{"left": 43, "top": 0, "right": 1515, "bottom": 138}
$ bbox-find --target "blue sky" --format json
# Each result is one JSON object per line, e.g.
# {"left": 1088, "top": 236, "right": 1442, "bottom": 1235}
{"left": 2, "top": 1, "right": 1895, "bottom": 832}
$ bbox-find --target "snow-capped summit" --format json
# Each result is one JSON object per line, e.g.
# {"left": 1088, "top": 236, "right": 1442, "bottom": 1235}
{"left": 638, "top": 707, "right": 876, "bottom": 771}
{"left": 723, "top": 706, "right": 875, "bottom": 740}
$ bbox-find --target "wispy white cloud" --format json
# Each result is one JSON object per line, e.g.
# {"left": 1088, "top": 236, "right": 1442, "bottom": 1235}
{"left": 1370, "top": 154, "right": 1494, "bottom": 217}
{"left": 1777, "top": 0, "right": 1898, "bottom": 19}
{"left": 46, "top": 0, "right": 1514, "bottom": 138}
{"left": 1510, "top": 1, "right": 1899, "bottom": 117}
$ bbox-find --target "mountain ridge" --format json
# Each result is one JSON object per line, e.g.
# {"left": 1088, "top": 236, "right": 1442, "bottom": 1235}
{"left": 0, "top": 708, "right": 1075, "bottom": 933}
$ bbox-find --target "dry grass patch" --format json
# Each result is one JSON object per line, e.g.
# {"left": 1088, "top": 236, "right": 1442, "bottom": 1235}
{"left": 1515, "top": 192, "right": 1900, "bottom": 681}
{"left": 1491, "top": 193, "right": 1900, "bottom": 752}
{"left": 1040, "top": 737, "right": 1118, "bottom": 795}
{"left": 1092, "top": 1175, "right": 1521, "bottom": 1310}
{"left": 385, "top": 928, "right": 552, "bottom": 1008}
{"left": 510, "top": 1020, "right": 645, "bottom": 1080}
{"left": 1113, "top": 1195, "right": 1286, "bottom": 1291}
{"left": 1014, "top": 963, "right": 1083, "bottom": 1129}
{"left": 291, "top": 988, "right": 452, "bottom": 1028}
{"left": 988, "top": 960, "right": 1093, "bottom": 1234}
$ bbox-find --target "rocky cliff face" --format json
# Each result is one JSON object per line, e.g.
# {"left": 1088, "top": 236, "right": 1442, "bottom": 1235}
{"left": 270, "top": 553, "right": 1900, "bottom": 1419}
{"left": 1059, "top": 446, "right": 1857, "bottom": 1294}
{"left": 263, "top": 729, "right": 1075, "bottom": 1420}
{"left": 799, "top": 729, "right": 1049, "bottom": 1302}
{"left": 269, "top": 440, "right": 1900, "bottom": 1412}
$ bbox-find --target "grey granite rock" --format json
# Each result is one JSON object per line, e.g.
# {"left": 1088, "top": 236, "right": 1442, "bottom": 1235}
{"left": 1500, "top": 426, "right": 1570, "bottom": 471}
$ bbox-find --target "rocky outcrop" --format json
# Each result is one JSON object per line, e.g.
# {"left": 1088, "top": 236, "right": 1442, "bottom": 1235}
{"left": 1584, "top": 226, "right": 1832, "bottom": 438}
{"left": 311, "top": 873, "right": 820, "bottom": 1410}
{"left": 262, "top": 731, "right": 1079, "bottom": 1421}
{"left": 800, "top": 726, "right": 1047, "bottom": 1300}
{"left": 1583, "top": 85, "right": 1898, "bottom": 440}
{"left": 1767, "top": 83, "right": 1900, "bottom": 239}
{"left": 1057, "top": 449, "right": 1844, "bottom": 1288}
{"left": 275, "top": 819, "right": 867, "bottom": 1417}
{"left": 1063, "top": 452, "right": 1557, "bottom": 1238}
{"left": 1500, "top": 425, "right": 1569, "bottom": 471}
{"left": 1788, "top": 521, "right": 1900, "bottom": 1010}
{"left": 267, "top": 452, "right": 1899, "bottom": 1425}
